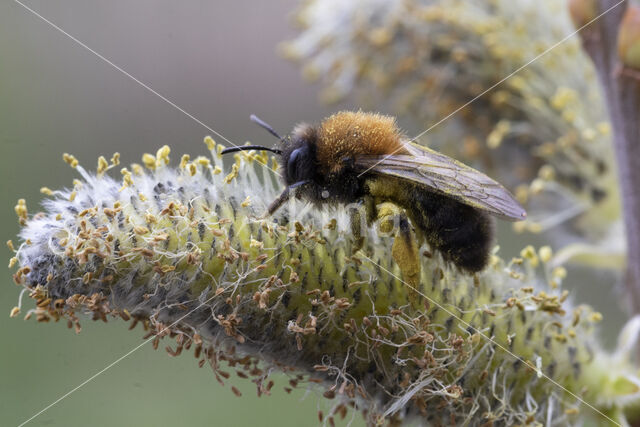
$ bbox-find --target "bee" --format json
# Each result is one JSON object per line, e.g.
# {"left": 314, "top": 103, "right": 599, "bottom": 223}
{"left": 222, "top": 111, "right": 526, "bottom": 273}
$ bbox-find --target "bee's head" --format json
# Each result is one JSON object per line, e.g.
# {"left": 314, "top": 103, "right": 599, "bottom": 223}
{"left": 221, "top": 115, "right": 317, "bottom": 188}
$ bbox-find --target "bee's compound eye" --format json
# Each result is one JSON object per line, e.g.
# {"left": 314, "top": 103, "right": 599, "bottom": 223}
{"left": 287, "top": 146, "right": 309, "bottom": 182}
{"left": 288, "top": 150, "right": 299, "bottom": 180}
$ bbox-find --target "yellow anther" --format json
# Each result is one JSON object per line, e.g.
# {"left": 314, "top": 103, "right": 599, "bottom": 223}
{"left": 196, "top": 156, "right": 211, "bottom": 167}
{"left": 520, "top": 245, "right": 539, "bottom": 267}
{"left": 527, "top": 223, "right": 543, "bottom": 234}
{"left": 63, "top": 153, "right": 79, "bottom": 168}
{"left": 131, "top": 163, "right": 144, "bottom": 176}
{"left": 552, "top": 266, "right": 567, "bottom": 279}
{"left": 538, "top": 165, "right": 555, "bottom": 181}
{"left": 97, "top": 156, "right": 109, "bottom": 176}
{"left": 486, "top": 130, "right": 503, "bottom": 149}
{"left": 224, "top": 164, "right": 239, "bottom": 184}
{"left": 204, "top": 136, "right": 216, "bottom": 151}
{"left": 142, "top": 153, "right": 156, "bottom": 170}
{"left": 134, "top": 226, "right": 150, "bottom": 235}
{"left": 538, "top": 246, "right": 553, "bottom": 263}
{"left": 145, "top": 213, "right": 157, "bottom": 224}
{"left": 551, "top": 87, "right": 576, "bottom": 110}
{"left": 250, "top": 239, "right": 264, "bottom": 249}
{"left": 530, "top": 179, "right": 545, "bottom": 195}
{"left": 369, "top": 28, "right": 392, "bottom": 47}
{"left": 180, "top": 154, "right": 191, "bottom": 169}
{"left": 155, "top": 145, "right": 171, "bottom": 168}
{"left": 512, "top": 221, "right": 527, "bottom": 233}
{"left": 120, "top": 168, "right": 134, "bottom": 189}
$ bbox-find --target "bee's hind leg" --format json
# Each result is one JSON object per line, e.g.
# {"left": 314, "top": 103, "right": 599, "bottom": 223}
{"left": 391, "top": 213, "right": 422, "bottom": 299}
{"left": 370, "top": 202, "right": 421, "bottom": 283}
{"left": 348, "top": 203, "right": 366, "bottom": 253}
{"left": 348, "top": 195, "right": 379, "bottom": 253}
{"left": 364, "top": 195, "right": 377, "bottom": 226}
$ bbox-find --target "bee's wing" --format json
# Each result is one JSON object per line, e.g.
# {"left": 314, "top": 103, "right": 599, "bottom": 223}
{"left": 355, "top": 141, "right": 527, "bottom": 221}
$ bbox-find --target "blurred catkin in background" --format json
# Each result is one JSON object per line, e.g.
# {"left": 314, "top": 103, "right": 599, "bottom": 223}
{"left": 9, "top": 144, "right": 640, "bottom": 425}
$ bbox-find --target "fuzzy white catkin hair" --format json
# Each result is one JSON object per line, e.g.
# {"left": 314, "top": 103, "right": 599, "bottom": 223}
{"left": 9, "top": 142, "right": 640, "bottom": 426}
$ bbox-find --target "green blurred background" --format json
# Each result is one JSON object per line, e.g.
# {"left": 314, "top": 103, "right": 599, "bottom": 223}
{"left": 0, "top": 1, "right": 627, "bottom": 426}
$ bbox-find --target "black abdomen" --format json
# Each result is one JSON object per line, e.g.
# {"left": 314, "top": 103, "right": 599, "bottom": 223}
{"left": 403, "top": 184, "right": 494, "bottom": 273}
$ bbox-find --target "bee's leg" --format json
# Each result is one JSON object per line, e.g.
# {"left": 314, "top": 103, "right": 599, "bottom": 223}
{"left": 392, "top": 213, "right": 422, "bottom": 302}
{"left": 363, "top": 195, "right": 378, "bottom": 226}
{"left": 349, "top": 195, "right": 379, "bottom": 252}
{"left": 349, "top": 203, "right": 365, "bottom": 253}
{"left": 254, "top": 187, "right": 290, "bottom": 220}
{"left": 374, "top": 202, "right": 400, "bottom": 233}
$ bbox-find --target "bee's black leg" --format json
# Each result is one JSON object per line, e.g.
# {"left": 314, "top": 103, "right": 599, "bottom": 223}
{"left": 363, "top": 195, "right": 377, "bottom": 226}
{"left": 264, "top": 187, "right": 290, "bottom": 217}
{"left": 348, "top": 202, "right": 365, "bottom": 253}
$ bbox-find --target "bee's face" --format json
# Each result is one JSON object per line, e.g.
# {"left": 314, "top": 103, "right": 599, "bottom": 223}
{"left": 282, "top": 124, "right": 318, "bottom": 186}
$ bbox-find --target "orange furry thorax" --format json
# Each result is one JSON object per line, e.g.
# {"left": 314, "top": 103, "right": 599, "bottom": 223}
{"left": 316, "top": 111, "right": 407, "bottom": 173}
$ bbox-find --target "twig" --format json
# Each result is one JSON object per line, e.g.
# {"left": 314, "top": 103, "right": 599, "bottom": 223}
{"left": 574, "top": 0, "right": 640, "bottom": 313}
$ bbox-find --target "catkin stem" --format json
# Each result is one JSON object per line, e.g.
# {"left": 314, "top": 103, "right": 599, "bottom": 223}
{"left": 577, "top": 0, "right": 640, "bottom": 314}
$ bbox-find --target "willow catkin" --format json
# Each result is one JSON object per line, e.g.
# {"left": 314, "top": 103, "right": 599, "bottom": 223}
{"left": 9, "top": 141, "right": 640, "bottom": 426}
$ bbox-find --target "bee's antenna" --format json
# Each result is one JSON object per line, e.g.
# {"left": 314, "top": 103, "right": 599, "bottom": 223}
{"left": 220, "top": 145, "right": 283, "bottom": 155}
{"left": 221, "top": 114, "right": 285, "bottom": 156}
{"left": 250, "top": 114, "right": 284, "bottom": 141}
